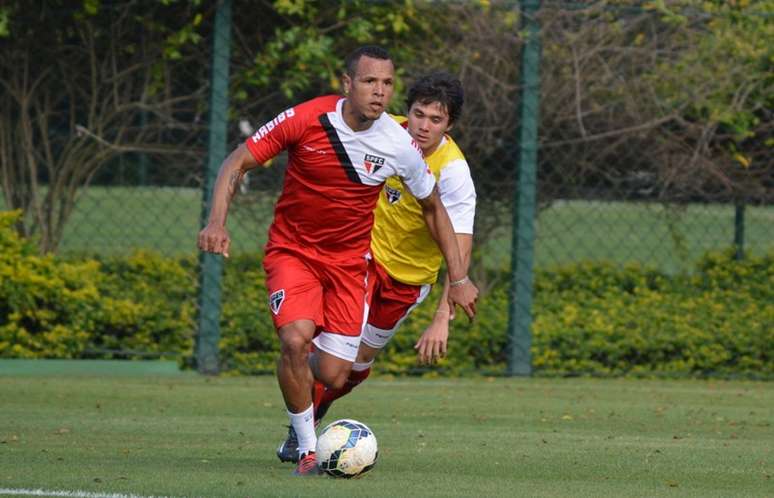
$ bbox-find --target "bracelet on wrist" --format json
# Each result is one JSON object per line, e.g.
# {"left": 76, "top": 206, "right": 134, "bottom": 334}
{"left": 449, "top": 275, "right": 470, "bottom": 288}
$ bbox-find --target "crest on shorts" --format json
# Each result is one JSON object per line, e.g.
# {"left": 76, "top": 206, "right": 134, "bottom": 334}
{"left": 269, "top": 289, "right": 285, "bottom": 315}
{"left": 385, "top": 186, "right": 401, "bottom": 204}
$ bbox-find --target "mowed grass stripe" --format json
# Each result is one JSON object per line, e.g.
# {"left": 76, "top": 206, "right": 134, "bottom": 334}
{"left": 1, "top": 375, "right": 771, "bottom": 497}
{"left": 0, "top": 488, "right": 174, "bottom": 498}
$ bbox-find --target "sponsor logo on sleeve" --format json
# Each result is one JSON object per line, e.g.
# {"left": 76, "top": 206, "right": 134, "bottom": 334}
{"left": 269, "top": 289, "right": 285, "bottom": 315}
{"left": 251, "top": 108, "right": 296, "bottom": 143}
{"left": 363, "top": 153, "right": 385, "bottom": 175}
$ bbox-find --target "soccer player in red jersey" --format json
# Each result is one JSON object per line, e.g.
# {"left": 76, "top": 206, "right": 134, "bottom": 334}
{"left": 276, "top": 71, "right": 477, "bottom": 466}
{"left": 198, "top": 46, "right": 478, "bottom": 476}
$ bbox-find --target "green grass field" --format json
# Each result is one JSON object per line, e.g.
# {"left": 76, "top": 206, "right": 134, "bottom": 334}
{"left": 38, "top": 186, "right": 771, "bottom": 274}
{"left": 1, "top": 372, "right": 772, "bottom": 497}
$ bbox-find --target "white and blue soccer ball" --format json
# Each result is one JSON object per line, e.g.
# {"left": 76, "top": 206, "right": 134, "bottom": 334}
{"left": 315, "top": 419, "right": 378, "bottom": 478}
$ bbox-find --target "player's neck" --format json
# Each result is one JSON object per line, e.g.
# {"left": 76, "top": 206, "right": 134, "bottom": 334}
{"left": 342, "top": 100, "right": 376, "bottom": 132}
{"left": 421, "top": 141, "right": 441, "bottom": 157}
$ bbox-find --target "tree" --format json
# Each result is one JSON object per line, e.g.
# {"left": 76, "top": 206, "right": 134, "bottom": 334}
{"left": 0, "top": 0, "right": 210, "bottom": 252}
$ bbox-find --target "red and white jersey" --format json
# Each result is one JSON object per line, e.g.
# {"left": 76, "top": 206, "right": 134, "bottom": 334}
{"left": 245, "top": 95, "right": 435, "bottom": 261}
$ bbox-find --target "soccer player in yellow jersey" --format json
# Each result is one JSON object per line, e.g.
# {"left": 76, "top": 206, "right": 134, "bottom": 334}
{"left": 277, "top": 71, "right": 475, "bottom": 463}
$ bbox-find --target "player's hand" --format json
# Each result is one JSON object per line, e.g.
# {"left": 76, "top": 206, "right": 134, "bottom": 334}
{"left": 447, "top": 279, "right": 478, "bottom": 321}
{"left": 414, "top": 312, "right": 450, "bottom": 364}
{"left": 198, "top": 223, "right": 231, "bottom": 258}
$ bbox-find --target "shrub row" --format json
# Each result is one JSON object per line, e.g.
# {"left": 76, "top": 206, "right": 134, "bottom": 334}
{"left": 1, "top": 211, "right": 771, "bottom": 377}
{"left": 0, "top": 211, "right": 195, "bottom": 360}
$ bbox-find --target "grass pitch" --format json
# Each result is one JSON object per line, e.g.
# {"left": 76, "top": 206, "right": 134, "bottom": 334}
{"left": 0, "top": 373, "right": 771, "bottom": 497}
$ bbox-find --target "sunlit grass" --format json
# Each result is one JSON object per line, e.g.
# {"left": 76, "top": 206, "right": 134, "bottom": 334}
{"left": 1, "top": 374, "right": 771, "bottom": 497}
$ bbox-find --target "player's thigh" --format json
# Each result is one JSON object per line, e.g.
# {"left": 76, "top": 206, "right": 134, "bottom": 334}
{"left": 362, "top": 276, "right": 432, "bottom": 349}
{"left": 263, "top": 250, "right": 324, "bottom": 331}
{"left": 312, "top": 258, "right": 370, "bottom": 363}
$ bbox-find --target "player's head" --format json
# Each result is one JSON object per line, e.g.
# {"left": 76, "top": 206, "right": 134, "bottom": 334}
{"left": 405, "top": 71, "right": 464, "bottom": 155}
{"left": 342, "top": 45, "right": 395, "bottom": 128}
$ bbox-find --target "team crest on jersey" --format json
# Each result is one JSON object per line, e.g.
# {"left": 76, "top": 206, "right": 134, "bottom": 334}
{"left": 269, "top": 289, "right": 285, "bottom": 315}
{"left": 363, "top": 154, "right": 385, "bottom": 175}
{"left": 385, "top": 186, "right": 401, "bottom": 204}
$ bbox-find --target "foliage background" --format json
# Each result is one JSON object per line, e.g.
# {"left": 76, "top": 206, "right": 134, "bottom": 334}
{"left": 2, "top": 211, "right": 771, "bottom": 377}
{"left": 0, "top": 0, "right": 770, "bottom": 255}
{"left": 0, "top": 1, "right": 772, "bottom": 375}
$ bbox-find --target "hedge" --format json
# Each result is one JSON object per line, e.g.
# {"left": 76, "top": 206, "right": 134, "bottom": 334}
{"left": 1, "top": 211, "right": 771, "bottom": 377}
{"left": 0, "top": 211, "right": 194, "bottom": 360}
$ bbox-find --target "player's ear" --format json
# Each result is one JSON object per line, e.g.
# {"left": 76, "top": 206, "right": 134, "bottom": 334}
{"left": 342, "top": 73, "right": 352, "bottom": 96}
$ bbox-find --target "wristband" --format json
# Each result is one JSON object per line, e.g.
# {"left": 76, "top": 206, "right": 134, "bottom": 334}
{"left": 449, "top": 276, "right": 470, "bottom": 288}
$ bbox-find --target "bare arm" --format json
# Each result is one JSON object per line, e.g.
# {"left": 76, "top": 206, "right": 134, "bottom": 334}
{"left": 417, "top": 187, "right": 478, "bottom": 319}
{"left": 433, "top": 233, "right": 473, "bottom": 318}
{"left": 197, "top": 143, "right": 259, "bottom": 257}
{"left": 415, "top": 233, "right": 473, "bottom": 364}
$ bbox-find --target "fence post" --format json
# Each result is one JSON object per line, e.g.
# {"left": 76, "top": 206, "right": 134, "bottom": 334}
{"left": 138, "top": 110, "right": 148, "bottom": 186}
{"left": 734, "top": 200, "right": 745, "bottom": 260}
{"left": 507, "top": 0, "right": 542, "bottom": 376}
{"left": 196, "top": 0, "right": 232, "bottom": 375}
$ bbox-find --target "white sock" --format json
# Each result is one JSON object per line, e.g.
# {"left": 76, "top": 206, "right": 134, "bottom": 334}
{"left": 352, "top": 360, "right": 373, "bottom": 372}
{"left": 288, "top": 404, "right": 317, "bottom": 455}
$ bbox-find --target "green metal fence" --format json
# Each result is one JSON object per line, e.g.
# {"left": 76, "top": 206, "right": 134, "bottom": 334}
{"left": 1, "top": 0, "right": 771, "bottom": 374}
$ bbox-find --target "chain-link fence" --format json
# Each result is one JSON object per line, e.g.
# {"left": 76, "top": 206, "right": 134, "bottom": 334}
{"left": 2, "top": 0, "right": 771, "bottom": 373}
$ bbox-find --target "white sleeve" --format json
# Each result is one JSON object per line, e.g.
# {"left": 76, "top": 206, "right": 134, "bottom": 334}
{"left": 396, "top": 141, "right": 436, "bottom": 201}
{"left": 438, "top": 159, "right": 476, "bottom": 234}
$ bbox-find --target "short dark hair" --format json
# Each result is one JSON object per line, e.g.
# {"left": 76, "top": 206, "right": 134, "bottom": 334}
{"left": 344, "top": 45, "right": 392, "bottom": 77}
{"left": 406, "top": 71, "right": 464, "bottom": 124}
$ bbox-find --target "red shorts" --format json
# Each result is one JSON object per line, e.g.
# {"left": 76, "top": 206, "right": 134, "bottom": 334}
{"left": 263, "top": 249, "right": 369, "bottom": 337}
{"left": 361, "top": 260, "right": 432, "bottom": 349}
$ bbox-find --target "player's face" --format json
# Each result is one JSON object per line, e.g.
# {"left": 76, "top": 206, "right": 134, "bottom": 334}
{"left": 343, "top": 56, "right": 395, "bottom": 127}
{"left": 407, "top": 101, "right": 452, "bottom": 155}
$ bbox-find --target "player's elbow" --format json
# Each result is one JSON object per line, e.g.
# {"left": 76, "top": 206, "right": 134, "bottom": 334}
{"left": 227, "top": 143, "right": 259, "bottom": 174}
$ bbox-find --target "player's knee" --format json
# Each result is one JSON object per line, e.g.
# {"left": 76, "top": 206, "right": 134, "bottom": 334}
{"left": 317, "top": 365, "right": 351, "bottom": 390}
{"left": 326, "top": 372, "right": 350, "bottom": 391}
{"left": 279, "top": 332, "right": 311, "bottom": 360}
{"left": 277, "top": 321, "right": 315, "bottom": 358}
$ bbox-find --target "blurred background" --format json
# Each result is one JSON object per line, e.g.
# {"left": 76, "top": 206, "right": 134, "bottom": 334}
{"left": 1, "top": 0, "right": 771, "bottom": 377}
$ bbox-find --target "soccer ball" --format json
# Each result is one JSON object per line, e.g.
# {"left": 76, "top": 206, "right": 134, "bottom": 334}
{"left": 315, "top": 419, "right": 378, "bottom": 478}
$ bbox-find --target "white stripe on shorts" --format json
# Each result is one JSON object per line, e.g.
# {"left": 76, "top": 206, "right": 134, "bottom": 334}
{"left": 312, "top": 332, "right": 361, "bottom": 362}
{"left": 361, "top": 283, "right": 431, "bottom": 349}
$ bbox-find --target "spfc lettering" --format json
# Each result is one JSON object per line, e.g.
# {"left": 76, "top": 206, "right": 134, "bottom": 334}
{"left": 269, "top": 289, "right": 285, "bottom": 315}
{"left": 363, "top": 153, "right": 386, "bottom": 175}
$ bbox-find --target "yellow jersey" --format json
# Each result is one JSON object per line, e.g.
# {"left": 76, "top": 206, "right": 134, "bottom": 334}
{"left": 370, "top": 116, "right": 476, "bottom": 286}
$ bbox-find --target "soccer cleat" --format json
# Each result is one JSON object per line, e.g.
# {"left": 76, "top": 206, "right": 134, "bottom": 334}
{"left": 292, "top": 451, "right": 322, "bottom": 477}
{"left": 277, "top": 420, "right": 324, "bottom": 463}
{"left": 276, "top": 425, "right": 300, "bottom": 463}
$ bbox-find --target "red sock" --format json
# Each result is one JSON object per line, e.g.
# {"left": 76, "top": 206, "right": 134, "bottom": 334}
{"left": 328, "top": 367, "right": 371, "bottom": 403}
{"left": 312, "top": 380, "right": 327, "bottom": 417}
